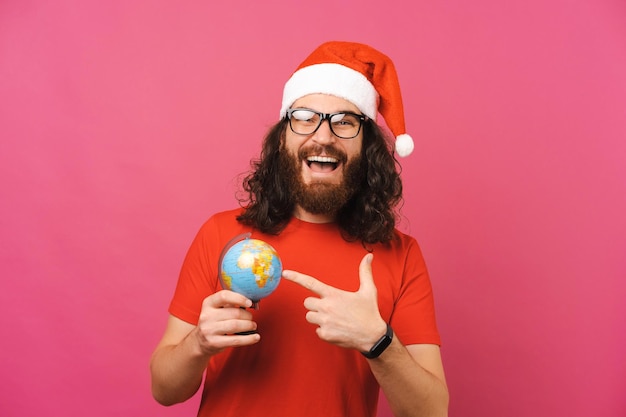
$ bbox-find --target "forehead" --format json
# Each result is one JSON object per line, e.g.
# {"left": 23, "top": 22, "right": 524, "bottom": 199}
{"left": 291, "top": 94, "right": 361, "bottom": 113}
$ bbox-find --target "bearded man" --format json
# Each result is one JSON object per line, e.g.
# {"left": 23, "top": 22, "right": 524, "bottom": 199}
{"left": 150, "top": 41, "right": 449, "bottom": 417}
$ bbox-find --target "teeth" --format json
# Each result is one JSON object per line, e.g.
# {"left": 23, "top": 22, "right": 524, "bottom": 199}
{"left": 307, "top": 156, "right": 338, "bottom": 163}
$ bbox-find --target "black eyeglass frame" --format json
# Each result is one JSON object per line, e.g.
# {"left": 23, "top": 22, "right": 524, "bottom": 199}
{"left": 285, "top": 108, "right": 368, "bottom": 139}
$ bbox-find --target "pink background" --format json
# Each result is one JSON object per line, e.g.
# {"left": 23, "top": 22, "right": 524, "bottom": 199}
{"left": 1, "top": 1, "right": 625, "bottom": 416}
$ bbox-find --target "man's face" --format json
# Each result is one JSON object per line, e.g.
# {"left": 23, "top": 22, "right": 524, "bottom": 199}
{"left": 281, "top": 94, "right": 365, "bottom": 217}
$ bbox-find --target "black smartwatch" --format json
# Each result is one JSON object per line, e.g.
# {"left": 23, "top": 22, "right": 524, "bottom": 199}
{"left": 361, "top": 323, "right": 393, "bottom": 359}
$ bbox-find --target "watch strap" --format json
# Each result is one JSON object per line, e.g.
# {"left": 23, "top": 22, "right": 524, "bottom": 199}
{"left": 361, "top": 323, "right": 393, "bottom": 359}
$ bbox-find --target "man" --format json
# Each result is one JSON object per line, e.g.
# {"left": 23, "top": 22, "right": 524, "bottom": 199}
{"left": 150, "top": 41, "right": 448, "bottom": 417}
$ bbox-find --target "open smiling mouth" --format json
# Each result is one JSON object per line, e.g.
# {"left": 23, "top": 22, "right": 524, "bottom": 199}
{"left": 306, "top": 156, "right": 340, "bottom": 173}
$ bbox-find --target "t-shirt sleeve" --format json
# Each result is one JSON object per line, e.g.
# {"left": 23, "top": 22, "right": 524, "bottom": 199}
{"left": 168, "top": 217, "right": 223, "bottom": 325}
{"left": 390, "top": 238, "right": 442, "bottom": 346}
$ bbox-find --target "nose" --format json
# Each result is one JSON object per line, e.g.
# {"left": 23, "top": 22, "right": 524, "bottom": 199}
{"left": 312, "top": 119, "right": 336, "bottom": 145}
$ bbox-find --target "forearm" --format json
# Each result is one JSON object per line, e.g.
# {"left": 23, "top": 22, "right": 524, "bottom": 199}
{"left": 368, "top": 339, "right": 449, "bottom": 417}
{"left": 150, "top": 327, "right": 211, "bottom": 406}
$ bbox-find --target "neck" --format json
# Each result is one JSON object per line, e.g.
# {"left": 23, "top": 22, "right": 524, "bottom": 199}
{"left": 293, "top": 206, "right": 336, "bottom": 224}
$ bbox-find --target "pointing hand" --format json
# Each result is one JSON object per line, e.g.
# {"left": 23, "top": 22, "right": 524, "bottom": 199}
{"left": 282, "top": 254, "right": 387, "bottom": 352}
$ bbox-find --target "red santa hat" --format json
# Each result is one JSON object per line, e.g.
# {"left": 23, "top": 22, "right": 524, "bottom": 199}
{"left": 280, "top": 41, "right": 414, "bottom": 157}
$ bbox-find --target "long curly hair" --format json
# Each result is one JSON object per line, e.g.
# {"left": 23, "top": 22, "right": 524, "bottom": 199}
{"left": 236, "top": 119, "right": 403, "bottom": 244}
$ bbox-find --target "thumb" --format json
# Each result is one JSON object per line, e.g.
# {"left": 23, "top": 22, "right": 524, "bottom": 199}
{"left": 358, "top": 253, "right": 376, "bottom": 294}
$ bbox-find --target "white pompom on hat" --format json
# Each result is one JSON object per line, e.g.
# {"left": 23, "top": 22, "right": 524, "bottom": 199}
{"left": 280, "top": 41, "right": 414, "bottom": 157}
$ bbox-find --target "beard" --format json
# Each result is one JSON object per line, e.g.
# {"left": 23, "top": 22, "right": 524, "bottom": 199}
{"left": 278, "top": 144, "right": 363, "bottom": 216}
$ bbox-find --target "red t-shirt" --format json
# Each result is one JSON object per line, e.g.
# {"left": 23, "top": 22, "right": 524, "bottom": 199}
{"left": 169, "top": 209, "right": 441, "bottom": 417}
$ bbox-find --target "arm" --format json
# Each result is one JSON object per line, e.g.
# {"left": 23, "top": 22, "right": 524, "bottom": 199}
{"left": 282, "top": 254, "right": 448, "bottom": 417}
{"left": 368, "top": 341, "right": 448, "bottom": 417}
{"left": 150, "top": 291, "right": 260, "bottom": 406}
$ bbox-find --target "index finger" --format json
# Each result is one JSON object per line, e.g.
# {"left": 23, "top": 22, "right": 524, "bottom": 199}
{"left": 205, "top": 290, "right": 253, "bottom": 309}
{"left": 282, "top": 270, "right": 332, "bottom": 297}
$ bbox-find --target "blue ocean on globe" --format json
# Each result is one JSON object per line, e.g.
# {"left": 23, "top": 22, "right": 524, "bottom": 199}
{"left": 219, "top": 238, "right": 282, "bottom": 302}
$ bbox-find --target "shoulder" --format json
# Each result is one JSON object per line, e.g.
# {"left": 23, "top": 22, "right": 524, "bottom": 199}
{"left": 385, "top": 228, "right": 422, "bottom": 254}
{"left": 195, "top": 208, "right": 248, "bottom": 239}
{"left": 200, "top": 207, "right": 244, "bottom": 227}
{"left": 370, "top": 229, "right": 427, "bottom": 269}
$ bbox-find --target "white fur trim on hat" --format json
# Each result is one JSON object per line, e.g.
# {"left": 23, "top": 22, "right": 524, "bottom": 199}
{"left": 395, "top": 134, "right": 414, "bottom": 157}
{"left": 280, "top": 63, "right": 379, "bottom": 119}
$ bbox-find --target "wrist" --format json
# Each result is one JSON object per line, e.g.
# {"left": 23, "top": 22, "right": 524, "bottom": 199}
{"left": 191, "top": 326, "right": 218, "bottom": 358}
{"left": 361, "top": 322, "right": 393, "bottom": 359}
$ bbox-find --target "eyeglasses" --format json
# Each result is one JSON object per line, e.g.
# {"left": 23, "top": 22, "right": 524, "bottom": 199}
{"left": 286, "top": 108, "right": 367, "bottom": 139}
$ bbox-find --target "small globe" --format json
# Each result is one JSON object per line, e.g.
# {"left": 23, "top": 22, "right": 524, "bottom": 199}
{"left": 219, "top": 238, "right": 282, "bottom": 302}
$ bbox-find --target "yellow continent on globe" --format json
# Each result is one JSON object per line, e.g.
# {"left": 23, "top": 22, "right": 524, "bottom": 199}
{"left": 221, "top": 273, "right": 232, "bottom": 289}
{"left": 251, "top": 249, "right": 274, "bottom": 287}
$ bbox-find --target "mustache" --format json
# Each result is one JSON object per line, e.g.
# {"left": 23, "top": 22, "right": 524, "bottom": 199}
{"left": 297, "top": 144, "right": 348, "bottom": 164}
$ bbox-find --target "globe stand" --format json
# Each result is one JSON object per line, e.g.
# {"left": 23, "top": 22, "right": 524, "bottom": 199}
{"left": 235, "top": 300, "right": 259, "bottom": 335}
